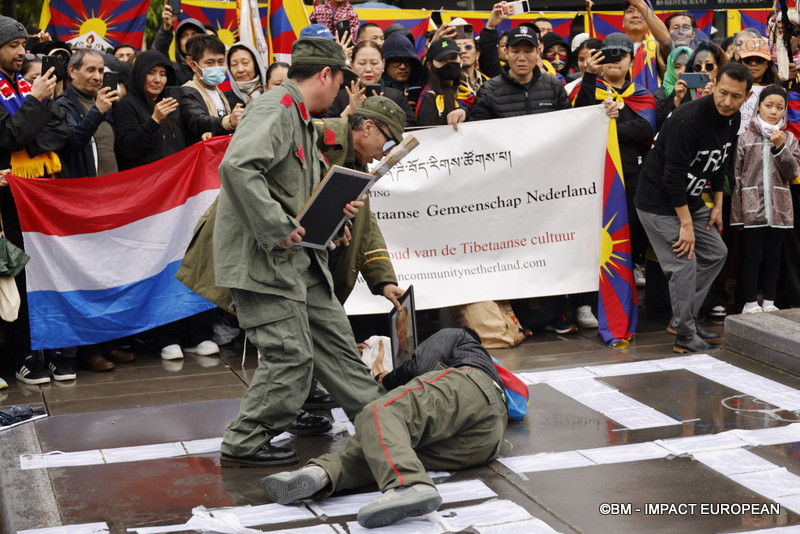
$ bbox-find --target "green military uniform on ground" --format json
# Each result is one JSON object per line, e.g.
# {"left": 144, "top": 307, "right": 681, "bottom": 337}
{"left": 312, "top": 117, "right": 398, "bottom": 303}
{"left": 312, "top": 365, "right": 507, "bottom": 493}
{"left": 213, "top": 71, "right": 382, "bottom": 458}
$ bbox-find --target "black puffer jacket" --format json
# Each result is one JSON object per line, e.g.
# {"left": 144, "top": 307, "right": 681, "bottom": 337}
{"left": 470, "top": 65, "right": 569, "bottom": 121}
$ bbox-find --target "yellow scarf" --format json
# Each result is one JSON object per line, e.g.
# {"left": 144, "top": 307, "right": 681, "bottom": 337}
{"left": 10, "top": 150, "right": 62, "bottom": 178}
{"left": 594, "top": 80, "right": 635, "bottom": 110}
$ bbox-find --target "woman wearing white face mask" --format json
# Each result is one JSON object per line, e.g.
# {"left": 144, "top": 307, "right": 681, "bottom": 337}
{"left": 327, "top": 40, "right": 416, "bottom": 126}
{"left": 224, "top": 42, "right": 267, "bottom": 107}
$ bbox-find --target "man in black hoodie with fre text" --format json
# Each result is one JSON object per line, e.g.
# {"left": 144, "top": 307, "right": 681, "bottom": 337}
{"left": 634, "top": 62, "right": 753, "bottom": 354}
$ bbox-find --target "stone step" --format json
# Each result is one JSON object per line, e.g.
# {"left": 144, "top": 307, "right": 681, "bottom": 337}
{"left": 724, "top": 309, "right": 800, "bottom": 375}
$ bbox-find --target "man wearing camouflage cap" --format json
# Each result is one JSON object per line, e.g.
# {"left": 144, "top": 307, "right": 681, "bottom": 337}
{"left": 215, "top": 37, "right": 381, "bottom": 467}
{"left": 313, "top": 96, "right": 406, "bottom": 309}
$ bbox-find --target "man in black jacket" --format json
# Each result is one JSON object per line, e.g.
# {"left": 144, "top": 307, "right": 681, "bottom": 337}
{"left": 57, "top": 49, "right": 119, "bottom": 179}
{"left": 180, "top": 35, "right": 244, "bottom": 145}
{"left": 634, "top": 62, "right": 752, "bottom": 354}
{"left": 56, "top": 49, "right": 139, "bottom": 374}
{"left": 260, "top": 328, "right": 507, "bottom": 529}
{"left": 470, "top": 24, "right": 569, "bottom": 120}
{"left": 0, "top": 15, "right": 67, "bottom": 385}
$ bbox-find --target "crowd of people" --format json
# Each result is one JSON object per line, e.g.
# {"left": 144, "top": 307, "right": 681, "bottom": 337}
{"left": 0, "top": 0, "right": 797, "bottom": 375}
{"left": 3, "top": 0, "right": 800, "bottom": 527}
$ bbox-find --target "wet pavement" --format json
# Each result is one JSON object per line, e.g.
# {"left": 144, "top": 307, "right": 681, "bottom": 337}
{"left": 2, "top": 313, "right": 800, "bottom": 534}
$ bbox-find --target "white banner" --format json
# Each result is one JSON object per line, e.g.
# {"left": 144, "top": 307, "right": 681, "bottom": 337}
{"left": 344, "top": 106, "right": 610, "bottom": 315}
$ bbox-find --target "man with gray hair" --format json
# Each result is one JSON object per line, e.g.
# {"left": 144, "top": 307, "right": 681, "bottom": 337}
{"left": 56, "top": 48, "right": 119, "bottom": 178}
{"left": 56, "top": 48, "right": 131, "bottom": 374}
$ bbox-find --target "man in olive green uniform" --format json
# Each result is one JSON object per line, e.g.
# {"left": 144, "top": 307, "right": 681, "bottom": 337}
{"left": 261, "top": 328, "right": 508, "bottom": 529}
{"left": 314, "top": 97, "right": 406, "bottom": 307}
{"left": 214, "top": 37, "right": 382, "bottom": 467}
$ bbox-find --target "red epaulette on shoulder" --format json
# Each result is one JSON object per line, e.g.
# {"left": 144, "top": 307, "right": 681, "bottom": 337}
{"left": 280, "top": 93, "right": 294, "bottom": 107}
{"left": 324, "top": 128, "right": 337, "bottom": 145}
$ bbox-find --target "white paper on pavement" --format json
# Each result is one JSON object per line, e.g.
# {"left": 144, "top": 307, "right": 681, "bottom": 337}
{"left": 693, "top": 449, "right": 780, "bottom": 476}
{"left": 578, "top": 441, "right": 671, "bottom": 465}
{"left": 498, "top": 450, "right": 595, "bottom": 474}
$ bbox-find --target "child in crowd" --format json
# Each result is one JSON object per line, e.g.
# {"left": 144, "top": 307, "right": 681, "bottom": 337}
{"left": 732, "top": 85, "right": 800, "bottom": 313}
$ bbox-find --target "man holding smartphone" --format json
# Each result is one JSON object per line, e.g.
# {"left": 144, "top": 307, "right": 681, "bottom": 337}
{"left": 56, "top": 49, "right": 119, "bottom": 178}
{"left": 0, "top": 15, "right": 67, "bottom": 386}
{"left": 55, "top": 48, "right": 137, "bottom": 374}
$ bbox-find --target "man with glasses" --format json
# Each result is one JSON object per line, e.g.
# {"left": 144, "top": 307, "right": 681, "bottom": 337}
{"left": 214, "top": 37, "right": 383, "bottom": 468}
{"left": 313, "top": 96, "right": 406, "bottom": 310}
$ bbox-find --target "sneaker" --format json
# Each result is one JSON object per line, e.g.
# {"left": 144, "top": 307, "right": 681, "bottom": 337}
{"left": 575, "top": 305, "right": 598, "bottom": 328}
{"left": 742, "top": 305, "right": 763, "bottom": 314}
{"left": 709, "top": 305, "right": 727, "bottom": 318}
{"left": 357, "top": 484, "right": 442, "bottom": 529}
{"left": 182, "top": 340, "right": 219, "bottom": 356}
{"left": 16, "top": 353, "right": 51, "bottom": 385}
{"left": 763, "top": 304, "right": 780, "bottom": 313}
{"left": 45, "top": 350, "right": 76, "bottom": 381}
{"left": 545, "top": 314, "right": 578, "bottom": 335}
{"left": 160, "top": 344, "right": 184, "bottom": 360}
{"left": 262, "top": 465, "right": 330, "bottom": 504}
{"left": 634, "top": 264, "right": 646, "bottom": 287}
{"left": 0, "top": 377, "right": 8, "bottom": 390}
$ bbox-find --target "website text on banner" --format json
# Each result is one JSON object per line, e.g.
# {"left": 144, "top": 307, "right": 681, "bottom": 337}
{"left": 344, "top": 106, "right": 609, "bottom": 316}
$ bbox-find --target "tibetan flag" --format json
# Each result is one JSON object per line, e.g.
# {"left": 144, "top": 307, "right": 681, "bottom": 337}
{"left": 591, "top": 11, "right": 626, "bottom": 38}
{"left": 787, "top": 89, "right": 800, "bottom": 142}
{"left": 270, "top": 0, "right": 310, "bottom": 64}
{"left": 40, "top": 0, "right": 147, "bottom": 48}
{"left": 736, "top": 9, "right": 772, "bottom": 37}
{"left": 598, "top": 119, "right": 637, "bottom": 347}
{"left": 7, "top": 137, "right": 232, "bottom": 350}
{"left": 356, "top": 8, "right": 432, "bottom": 56}
{"left": 181, "top": 0, "right": 245, "bottom": 47}
{"left": 630, "top": 35, "right": 659, "bottom": 93}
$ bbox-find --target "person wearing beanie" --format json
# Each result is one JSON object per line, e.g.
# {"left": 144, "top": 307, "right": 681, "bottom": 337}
{"left": 541, "top": 31, "right": 573, "bottom": 81}
{"left": 215, "top": 37, "right": 380, "bottom": 469}
{"left": 0, "top": 15, "right": 69, "bottom": 386}
{"left": 732, "top": 84, "right": 800, "bottom": 314}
